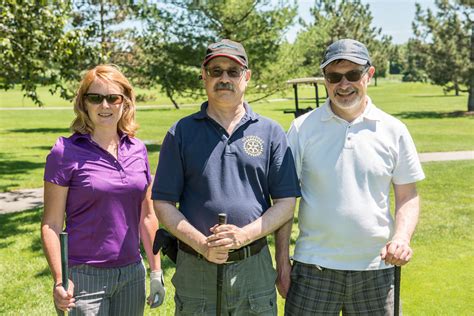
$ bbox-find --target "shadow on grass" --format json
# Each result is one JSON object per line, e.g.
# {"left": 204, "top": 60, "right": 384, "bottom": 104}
{"left": 0, "top": 160, "right": 44, "bottom": 175}
{"left": 32, "top": 146, "right": 54, "bottom": 151}
{"left": 145, "top": 144, "right": 162, "bottom": 154}
{"left": 35, "top": 267, "right": 51, "bottom": 278}
{"left": 31, "top": 235, "right": 43, "bottom": 253}
{"left": 0, "top": 208, "right": 42, "bottom": 249}
{"left": 394, "top": 111, "right": 469, "bottom": 119}
{"left": 8, "top": 127, "right": 69, "bottom": 134}
{"left": 412, "top": 94, "right": 460, "bottom": 98}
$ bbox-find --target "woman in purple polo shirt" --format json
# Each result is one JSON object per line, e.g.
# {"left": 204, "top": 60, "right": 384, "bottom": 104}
{"left": 41, "top": 64, "right": 165, "bottom": 315}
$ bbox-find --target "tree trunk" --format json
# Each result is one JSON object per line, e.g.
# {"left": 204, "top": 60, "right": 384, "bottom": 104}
{"left": 469, "top": 81, "right": 474, "bottom": 112}
{"left": 469, "top": 23, "right": 474, "bottom": 112}
{"left": 454, "top": 81, "right": 460, "bottom": 96}
{"left": 374, "top": 72, "right": 378, "bottom": 87}
{"left": 166, "top": 89, "right": 180, "bottom": 109}
{"left": 100, "top": 0, "right": 106, "bottom": 63}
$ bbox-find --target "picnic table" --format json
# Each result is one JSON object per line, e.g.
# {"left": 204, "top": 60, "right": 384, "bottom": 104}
{"left": 284, "top": 77, "right": 327, "bottom": 118}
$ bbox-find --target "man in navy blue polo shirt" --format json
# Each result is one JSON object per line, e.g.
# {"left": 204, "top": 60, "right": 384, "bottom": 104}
{"left": 152, "top": 39, "right": 300, "bottom": 315}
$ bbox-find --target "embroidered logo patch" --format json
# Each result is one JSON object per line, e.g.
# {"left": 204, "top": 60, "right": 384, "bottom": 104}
{"left": 242, "top": 136, "right": 264, "bottom": 157}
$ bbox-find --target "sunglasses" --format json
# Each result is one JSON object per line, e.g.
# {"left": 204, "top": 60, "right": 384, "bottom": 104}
{"left": 205, "top": 67, "right": 246, "bottom": 78}
{"left": 324, "top": 68, "right": 369, "bottom": 84}
{"left": 84, "top": 93, "right": 124, "bottom": 105}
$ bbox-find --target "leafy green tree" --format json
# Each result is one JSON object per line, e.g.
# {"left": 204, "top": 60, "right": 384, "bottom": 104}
{"left": 71, "top": 0, "right": 136, "bottom": 64}
{"left": 402, "top": 39, "right": 429, "bottom": 82}
{"left": 411, "top": 0, "right": 472, "bottom": 111}
{"left": 132, "top": 0, "right": 297, "bottom": 107}
{"left": 0, "top": 1, "right": 96, "bottom": 106}
{"left": 293, "top": 0, "right": 393, "bottom": 85}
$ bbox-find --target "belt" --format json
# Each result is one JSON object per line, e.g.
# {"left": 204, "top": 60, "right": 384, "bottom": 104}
{"left": 178, "top": 237, "right": 267, "bottom": 263}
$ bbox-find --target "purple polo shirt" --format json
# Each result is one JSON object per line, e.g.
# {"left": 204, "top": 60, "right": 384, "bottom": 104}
{"left": 44, "top": 133, "right": 151, "bottom": 268}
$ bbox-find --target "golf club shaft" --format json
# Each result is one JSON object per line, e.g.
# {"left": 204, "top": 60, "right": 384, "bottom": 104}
{"left": 216, "top": 213, "right": 227, "bottom": 316}
{"left": 59, "top": 232, "right": 68, "bottom": 315}
{"left": 60, "top": 232, "right": 68, "bottom": 291}
{"left": 394, "top": 266, "right": 401, "bottom": 316}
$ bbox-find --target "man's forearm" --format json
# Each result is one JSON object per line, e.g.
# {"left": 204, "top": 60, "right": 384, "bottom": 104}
{"left": 153, "top": 200, "right": 207, "bottom": 254}
{"left": 275, "top": 218, "right": 293, "bottom": 266}
{"left": 393, "top": 183, "right": 420, "bottom": 243}
{"left": 242, "top": 197, "right": 296, "bottom": 244}
{"left": 393, "top": 196, "right": 420, "bottom": 242}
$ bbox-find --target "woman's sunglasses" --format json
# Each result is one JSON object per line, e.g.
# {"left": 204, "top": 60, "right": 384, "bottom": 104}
{"left": 84, "top": 93, "right": 124, "bottom": 105}
{"left": 324, "top": 68, "right": 369, "bottom": 84}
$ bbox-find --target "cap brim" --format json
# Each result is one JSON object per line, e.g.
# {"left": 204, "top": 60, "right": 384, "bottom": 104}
{"left": 202, "top": 54, "right": 246, "bottom": 67}
{"left": 320, "top": 55, "right": 368, "bottom": 69}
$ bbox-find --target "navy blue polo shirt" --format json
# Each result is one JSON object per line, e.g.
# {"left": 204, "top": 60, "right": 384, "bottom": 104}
{"left": 152, "top": 102, "right": 300, "bottom": 236}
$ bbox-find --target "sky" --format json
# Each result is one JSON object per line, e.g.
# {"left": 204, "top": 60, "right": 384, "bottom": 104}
{"left": 286, "top": 0, "right": 438, "bottom": 44}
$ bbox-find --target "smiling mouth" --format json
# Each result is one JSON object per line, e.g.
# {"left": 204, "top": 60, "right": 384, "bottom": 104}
{"left": 336, "top": 90, "right": 356, "bottom": 97}
{"left": 98, "top": 113, "right": 113, "bottom": 117}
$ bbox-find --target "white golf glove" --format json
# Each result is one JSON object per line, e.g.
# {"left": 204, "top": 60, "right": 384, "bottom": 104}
{"left": 148, "top": 270, "right": 166, "bottom": 308}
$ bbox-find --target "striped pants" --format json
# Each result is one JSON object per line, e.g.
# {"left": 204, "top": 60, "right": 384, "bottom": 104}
{"left": 62, "top": 261, "right": 146, "bottom": 316}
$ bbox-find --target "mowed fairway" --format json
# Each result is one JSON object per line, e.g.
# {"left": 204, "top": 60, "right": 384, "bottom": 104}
{"left": 0, "top": 81, "right": 473, "bottom": 315}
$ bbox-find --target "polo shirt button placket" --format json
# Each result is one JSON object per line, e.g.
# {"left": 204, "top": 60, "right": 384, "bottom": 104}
{"left": 114, "top": 160, "right": 127, "bottom": 184}
{"left": 344, "top": 125, "right": 354, "bottom": 149}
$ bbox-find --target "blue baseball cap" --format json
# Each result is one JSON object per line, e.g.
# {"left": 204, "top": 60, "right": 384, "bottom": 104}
{"left": 320, "top": 39, "right": 371, "bottom": 69}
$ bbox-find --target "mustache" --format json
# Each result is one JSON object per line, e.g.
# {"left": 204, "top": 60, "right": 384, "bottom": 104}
{"left": 214, "top": 82, "right": 235, "bottom": 91}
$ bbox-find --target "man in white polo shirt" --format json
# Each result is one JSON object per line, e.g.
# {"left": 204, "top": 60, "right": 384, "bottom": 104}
{"left": 284, "top": 39, "right": 425, "bottom": 315}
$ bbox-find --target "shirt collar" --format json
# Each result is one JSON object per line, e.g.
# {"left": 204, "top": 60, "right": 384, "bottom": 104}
{"left": 320, "top": 96, "right": 380, "bottom": 122}
{"left": 194, "top": 101, "right": 259, "bottom": 122}
{"left": 71, "top": 131, "right": 133, "bottom": 144}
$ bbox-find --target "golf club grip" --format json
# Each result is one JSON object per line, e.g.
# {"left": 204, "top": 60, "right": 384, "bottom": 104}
{"left": 218, "top": 213, "right": 227, "bottom": 225}
{"left": 394, "top": 266, "right": 401, "bottom": 316}
{"left": 60, "top": 232, "right": 68, "bottom": 291}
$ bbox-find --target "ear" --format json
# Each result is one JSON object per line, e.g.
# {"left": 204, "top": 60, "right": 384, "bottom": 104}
{"left": 201, "top": 67, "right": 206, "bottom": 81}
{"left": 367, "top": 66, "right": 376, "bottom": 80}
{"left": 245, "top": 69, "right": 251, "bottom": 82}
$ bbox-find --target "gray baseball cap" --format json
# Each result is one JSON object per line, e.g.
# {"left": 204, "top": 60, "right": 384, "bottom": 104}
{"left": 320, "top": 39, "right": 371, "bottom": 69}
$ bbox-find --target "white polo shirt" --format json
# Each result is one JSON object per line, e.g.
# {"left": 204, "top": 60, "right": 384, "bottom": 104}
{"left": 288, "top": 98, "right": 425, "bottom": 270}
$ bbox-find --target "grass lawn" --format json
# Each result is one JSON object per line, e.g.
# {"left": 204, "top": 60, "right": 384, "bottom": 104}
{"left": 0, "top": 160, "right": 472, "bottom": 315}
{"left": 0, "top": 81, "right": 472, "bottom": 192}
{"left": 0, "top": 80, "right": 473, "bottom": 314}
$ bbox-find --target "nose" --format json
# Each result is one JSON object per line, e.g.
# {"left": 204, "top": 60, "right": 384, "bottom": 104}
{"left": 219, "top": 70, "right": 232, "bottom": 82}
{"left": 337, "top": 75, "right": 352, "bottom": 88}
{"left": 101, "top": 99, "right": 111, "bottom": 108}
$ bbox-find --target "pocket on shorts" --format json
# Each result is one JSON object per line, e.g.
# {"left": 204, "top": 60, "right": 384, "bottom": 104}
{"left": 175, "top": 293, "right": 206, "bottom": 315}
{"left": 248, "top": 288, "right": 276, "bottom": 315}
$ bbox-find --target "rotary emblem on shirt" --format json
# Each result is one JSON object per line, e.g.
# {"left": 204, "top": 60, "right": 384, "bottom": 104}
{"left": 242, "top": 136, "right": 264, "bottom": 157}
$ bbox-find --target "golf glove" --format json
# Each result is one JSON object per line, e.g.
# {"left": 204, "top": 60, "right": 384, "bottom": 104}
{"left": 148, "top": 270, "right": 166, "bottom": 308}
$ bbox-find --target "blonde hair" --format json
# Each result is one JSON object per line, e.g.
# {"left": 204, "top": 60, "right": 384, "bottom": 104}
{"left": 70, "top": 64, "right": 138, "bottom": 137}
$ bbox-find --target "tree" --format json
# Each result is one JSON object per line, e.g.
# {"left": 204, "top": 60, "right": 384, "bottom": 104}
{"left": 412, "top": 0, "right": 472, "bottom": 111}
{"left": 293, "top": 0, "right": 393, "bottom": 85}
{"left": 0, "top": 1, "right": 96, "bottom": 106}
{"left": 71, "top": 0, "right": 136, "bottom": 65}
{"left": 402, "top": 39, "right": 429, "bottom": 82}
{"left": 132, "top": 0, "right": 297, "bottom": 107}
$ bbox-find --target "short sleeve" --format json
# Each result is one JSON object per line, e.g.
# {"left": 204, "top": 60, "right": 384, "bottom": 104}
{"left": 268, "top": 123, "right": 301, "bottom": 199}
{"left": 142, "top": 144, "right": 152, "bottom": 185}
{"left": 392, "top": 125, "right": 425, "bottom": 185}
{"left": 151, "top": 126, "right": 184, "bottom": 202}
{"left": 44, "top": 137, "right": 76, "bottom": 186}
{"left": 287, "top": 120, "right": 302, "bottom": 180}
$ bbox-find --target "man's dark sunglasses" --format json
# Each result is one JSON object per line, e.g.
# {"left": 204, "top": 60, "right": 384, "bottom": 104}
{"left": 205, "top": 67, "right": 246, "bottom": 78}
{"left": 324, "top": 68, "right": 369, "bottom": 84}
{"left": 84, "top": 93, "right": 124, "bottom": 105}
